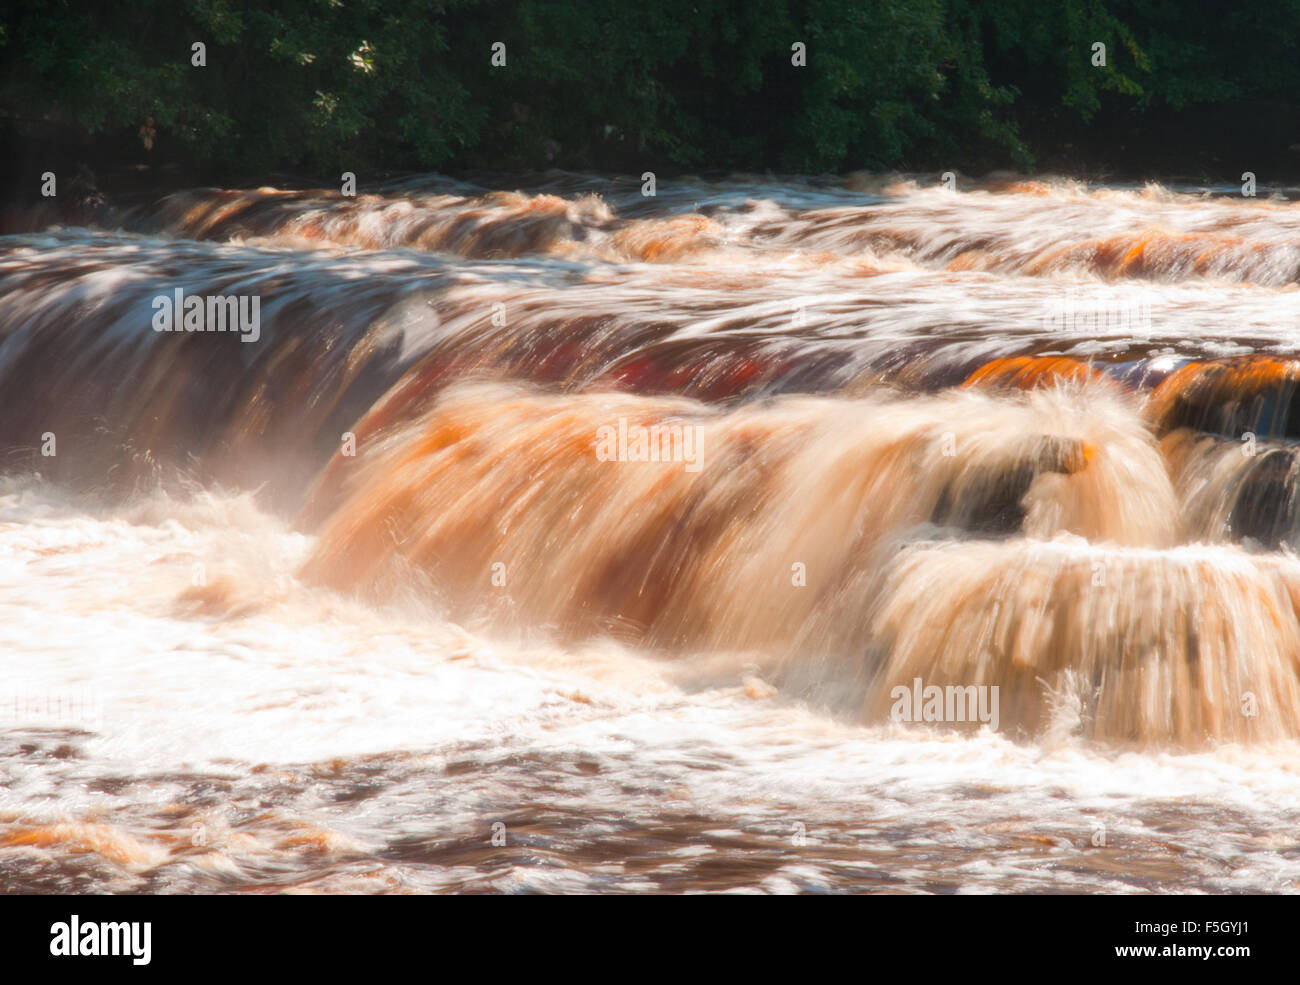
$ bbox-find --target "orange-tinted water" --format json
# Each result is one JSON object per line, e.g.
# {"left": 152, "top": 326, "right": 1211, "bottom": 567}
{"left": 4, "top": 174, "right": 1300, "bottom": 893}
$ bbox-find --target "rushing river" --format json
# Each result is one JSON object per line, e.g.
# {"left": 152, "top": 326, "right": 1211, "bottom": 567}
{"left": 2, "top": 173, "right": 1300, "bottom": 893}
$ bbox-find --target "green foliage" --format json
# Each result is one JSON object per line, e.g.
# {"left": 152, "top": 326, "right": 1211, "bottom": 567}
{"left": 1, "top": 0, "right": 480, "bottom": 174}
{"left": 0, "top": 0, "right": 1296, "bottom": 176}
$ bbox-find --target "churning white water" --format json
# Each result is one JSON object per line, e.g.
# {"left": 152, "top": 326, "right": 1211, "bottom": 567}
{"left": 3, "top": 174, "right": 1300, "bottom": 893}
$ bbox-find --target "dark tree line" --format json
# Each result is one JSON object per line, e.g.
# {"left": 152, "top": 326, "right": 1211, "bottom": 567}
{"left": 2, "top": 0, "right": 1299, "bottom": 183}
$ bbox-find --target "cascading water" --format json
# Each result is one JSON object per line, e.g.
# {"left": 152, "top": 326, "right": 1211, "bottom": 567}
{"left": 4, "top": 174, "right": 1300, "bottom": 893}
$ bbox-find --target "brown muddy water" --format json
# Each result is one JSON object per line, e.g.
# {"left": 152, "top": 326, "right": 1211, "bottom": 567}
{"left": 2, "top": 173, "right": 1300, "bottom": 893}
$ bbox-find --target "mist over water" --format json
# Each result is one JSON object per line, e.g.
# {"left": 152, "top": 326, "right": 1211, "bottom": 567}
{"left": 4, "top": 174, "right": 1300, "bottom": 893}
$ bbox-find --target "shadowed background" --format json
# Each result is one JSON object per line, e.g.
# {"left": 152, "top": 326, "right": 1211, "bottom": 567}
{"left": 3, "top": 0, "right": 1300, "bottom": 193}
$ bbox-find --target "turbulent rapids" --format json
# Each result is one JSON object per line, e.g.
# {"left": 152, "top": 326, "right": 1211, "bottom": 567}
{"left": 6, "top": 173, "right": 1300, "bottom": 892}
